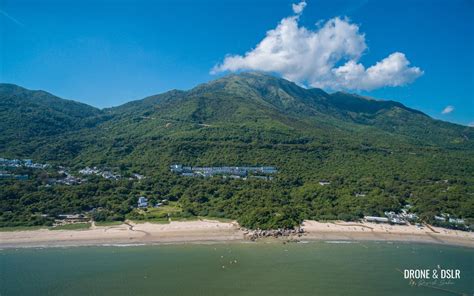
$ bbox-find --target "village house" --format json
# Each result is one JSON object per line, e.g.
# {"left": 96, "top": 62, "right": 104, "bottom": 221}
{"left": 0, "top": 158, "right": 49, "bottom": 169}
{"left": 384, "top": 211, "right": 407, "bottom": 225}
{"left": 448, "top": 217, "right": 465, "bottom": 224}
{"left": 138, "top": 196, "right": 148, "bottom": 208}
{"left": 364, "top": 216, "right": 389, "bottom": 223}
{"left": 79, "top": 167, "right": 101, "bottom": 175}
{"left": 132, "top": 173, "right": 145, "bottom": 180}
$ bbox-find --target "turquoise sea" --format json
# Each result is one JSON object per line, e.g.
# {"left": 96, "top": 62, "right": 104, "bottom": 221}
{"left": 1, "top": 241, "right": 473, "bottom": 296}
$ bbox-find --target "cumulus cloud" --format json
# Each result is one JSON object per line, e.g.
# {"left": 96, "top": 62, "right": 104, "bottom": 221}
{"left": 212, "top": 2, "right": 423, "bottom": 91}
{"left": 441, "top": 105, "right": 454, "bottom": 114}
{"left": 330, "top": 52, "right": 423, "bottom": 90}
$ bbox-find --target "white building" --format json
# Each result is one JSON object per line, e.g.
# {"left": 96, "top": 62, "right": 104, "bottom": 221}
{"left": 364, "top": 216, "right": 389, "bottom": 223}
{"left": 138, "top": 196, "right": 148, "bottom": 208}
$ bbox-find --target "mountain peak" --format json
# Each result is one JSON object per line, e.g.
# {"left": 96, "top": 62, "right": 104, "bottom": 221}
{"left": 189, "top": 72, "right": 329, "bottom": 110}
{"left": 0, "top": 83, "right": 30, "bottom": 96}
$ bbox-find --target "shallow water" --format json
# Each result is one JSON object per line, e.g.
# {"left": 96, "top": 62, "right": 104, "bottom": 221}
{"left": 1, "top": 241, "right": 472, "bottom": 295}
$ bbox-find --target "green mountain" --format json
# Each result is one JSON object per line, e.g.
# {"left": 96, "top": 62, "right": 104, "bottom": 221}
{"left": 109, "top": 72, "right": 471, "bottom": 146}
{"left": 0, "top": 83, "right": 105, "bottom": 157}
{"left": 1, "top": 73, "right": 473, "bottom": 229}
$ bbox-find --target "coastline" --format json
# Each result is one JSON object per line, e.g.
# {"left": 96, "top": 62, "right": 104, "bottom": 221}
{"left": 301, "top": 220, "right": 474, "bottom": 248}
{"left": 0, "top": 219, "right": 472, "bottom": 249}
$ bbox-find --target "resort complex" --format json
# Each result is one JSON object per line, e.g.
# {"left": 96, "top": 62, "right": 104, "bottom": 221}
{"left": 170, "top": 164, "right": 278, "bottom": 179}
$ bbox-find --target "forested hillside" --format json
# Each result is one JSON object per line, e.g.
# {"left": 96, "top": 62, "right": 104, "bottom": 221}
{"left": 1, "top": 73, "right": 473, "bottom": 229}
{"left": 0, "top": 84, "right": 107, "bottom": 158}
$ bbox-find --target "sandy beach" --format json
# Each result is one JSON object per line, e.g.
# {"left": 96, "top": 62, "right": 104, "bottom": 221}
{"left": 301, "top": 220, "right": 474, "bottom": 247}
{"left": 0, "top": 219, "right": 472, "bottom": 248}
{"left": 0, "top": 220, "right": 244, "bottom": 248}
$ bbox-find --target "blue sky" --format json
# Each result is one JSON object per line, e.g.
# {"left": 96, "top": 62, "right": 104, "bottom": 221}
{"left": 0, "top": 0, "right": 473, "bottom": 125}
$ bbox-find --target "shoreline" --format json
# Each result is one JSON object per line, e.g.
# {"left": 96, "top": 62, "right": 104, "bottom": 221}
{"left": 300, "top": 220, "right": 474, "bottom": 248}
{"left": 0, "top": 220, "right": 473, "bottom": 249}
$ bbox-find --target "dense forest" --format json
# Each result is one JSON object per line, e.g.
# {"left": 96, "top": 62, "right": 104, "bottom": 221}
{"left": 1, "top": 73, "right": 473, "bottom": 229}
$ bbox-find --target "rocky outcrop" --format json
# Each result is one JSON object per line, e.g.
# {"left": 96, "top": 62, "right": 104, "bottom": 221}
{"left": 242, "top": 227, "right": 305, "bottom": 241}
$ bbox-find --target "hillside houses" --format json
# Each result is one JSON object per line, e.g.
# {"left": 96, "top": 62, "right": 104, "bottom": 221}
{"left": 0, "top": 156, "right": 146, "bottom": 186}
{"left": 0, "top": 157, "right": 52, "bottom": 182}
{"left": 384, "top": 211, "right": 407, "bottom": 225}
{"left": 434, "top": 213, "right": 465, "bottom": 225}
{"left": 364, "top": 206, "right": 420, "bottom": 225}
{"left": 132, "top": 173, "right": 145, "bottom": 180}
{"left": 79, "top": 167, "right": 101, "bottom": 175}
{"left": 0, "top": 158, "right": 49, "bottom": 169}
{"left": 0, "top": 172, "right": 28, "bottom": 180}
{"left": 78, "top": 166, "right": 145, "bottom": 181}
{"left": 79, "top": 166, "right": 121, "bottom": 180}
{"left": 136, "top": 196, "right": 170, "bottom": 209}
{"left": 170, "top": 164, "right": 277, "bottom": 179}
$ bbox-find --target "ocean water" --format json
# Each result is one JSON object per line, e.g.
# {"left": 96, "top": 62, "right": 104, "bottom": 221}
{"left": 1, "top": 241, "right": 472, "bottom": 296}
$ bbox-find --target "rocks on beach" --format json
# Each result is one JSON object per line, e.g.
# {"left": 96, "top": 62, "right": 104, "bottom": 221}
{"left": 242, "top": 227, "right": 305, "bottom": 241}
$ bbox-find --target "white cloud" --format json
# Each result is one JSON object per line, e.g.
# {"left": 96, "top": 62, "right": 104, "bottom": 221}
{"left": 331, "top": 52, "right": 423, "bottom": 90}
{"left": 441, "top": 105, "right": 454, "bottom": 114}
{"left": 212, "top": 2, "right": 423, "bottom": 91}
{"left": 468, "top": 122, "right": 474, "bottom": 127}
{"left": 292, "top": 1, "right": 307, "bottom": 14}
